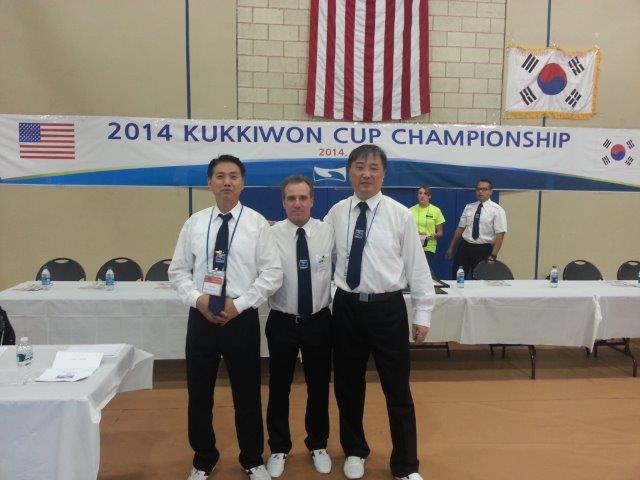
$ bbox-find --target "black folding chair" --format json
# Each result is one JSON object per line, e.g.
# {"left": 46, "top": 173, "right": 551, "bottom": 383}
{"left": 474, "top": 260, "right": 537, "bottom": 379}
{"left": 473, "top": 259, "right": 514, "bottom": 280}
{"left": 96, "top": 258, "right": 144, "bottom": 282}
{"left": 617, "top": 260, "right": 640, "bottom": 281}
{"left": 36, "top": 258, "right": 86, "bottom": 281}
{"left": 145, "top": 259, "right": 172, "bottom": 281}
{"left": 562, "top": 259, "right": 603, "bottom": 280}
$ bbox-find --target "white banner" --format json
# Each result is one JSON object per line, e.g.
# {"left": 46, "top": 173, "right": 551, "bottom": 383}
{"left": 0, "top": 114, "right": 638, "bottom": 191}
{"left": 505, "top": 45, "right": 600, "bottom": 119}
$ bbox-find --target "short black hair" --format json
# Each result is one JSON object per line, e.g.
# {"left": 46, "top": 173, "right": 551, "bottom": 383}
{"left": 207, "top": 154, "right": 246, "bottom": 178}
{"left": 281, "top": 174, "right": 314, "bottom": 199}
{"left": 347, "top": 144, "right": 387, "bottom": 170}
{"left": 477, "top": 178, "right": 493, "bottom": 189}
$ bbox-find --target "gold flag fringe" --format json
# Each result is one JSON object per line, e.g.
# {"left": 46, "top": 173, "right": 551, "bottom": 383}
{"left": 505, "top": 45, "right": 601, "bottom": 120}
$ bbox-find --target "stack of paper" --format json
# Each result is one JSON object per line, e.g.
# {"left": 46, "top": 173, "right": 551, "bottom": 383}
{"left": 65, "top": 344, "right": 125, "bottom": 358}
{"left": 36, "top": 351, "right": 103, "bottom": 382}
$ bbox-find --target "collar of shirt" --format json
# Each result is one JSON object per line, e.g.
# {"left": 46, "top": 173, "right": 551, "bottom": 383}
{"left": 351, "top": 191, "right": 383, "bottom": 212}
{"left": 286, "top": 218, "right": 314, "bottom": 238}
{"left": 212, "top": 201, "right": 243, "bottom": 222}
{"left": 476, "top": 198, "right": 495, "bottom": 208}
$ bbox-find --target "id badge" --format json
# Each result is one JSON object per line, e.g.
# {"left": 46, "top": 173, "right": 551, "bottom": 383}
{"left": 317, "top": 254, "right": 329, "bottom": 271}
{"left": 203, "top": 270, "right": 225, "bottom": 296}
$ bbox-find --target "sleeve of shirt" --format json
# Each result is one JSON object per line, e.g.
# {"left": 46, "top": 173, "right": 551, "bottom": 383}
{"left": 402, "top": 212, "right": 436, "bottom": 327}
{"left": 168, "top": 218, "right": 201, "bottom": 308}
{"left": 435, "top": 208, "right": 446, "bottom": 226}
{"left": 233, "top": 220, "right": 284, "bottom": 313}
{"left": 457, "top": 207, "right": 468, "bottom": 228}
{"left": 323, "top": 206, "right": 338, "bottom": 261}
{"left": 494, "top": 206, "right": 507, "bottom": 234}
{"left": 323, "top": 204, "right": 336, "bottom": 225}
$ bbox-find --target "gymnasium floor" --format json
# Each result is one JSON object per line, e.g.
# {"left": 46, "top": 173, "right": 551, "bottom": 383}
{"left": 99, "top": 343, "right": 640, "bottom": 480}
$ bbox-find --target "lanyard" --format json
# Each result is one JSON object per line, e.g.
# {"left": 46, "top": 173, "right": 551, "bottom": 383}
{"left": 344, "top": 197, "right": 381, "bottom": 272}
{"left": 205, "top": 205, "right": 244, "bottom": 272}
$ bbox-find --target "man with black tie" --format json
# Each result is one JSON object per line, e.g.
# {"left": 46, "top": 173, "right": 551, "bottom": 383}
{"left": 324, "top": 145, "right": 435, "bottom": 480}
{"left": 265, "top": 175, "right": 335, "bottom": 477}
{"left": 169, "top": 155, "right": 283, "bottom": 480}
{"left": 444, "top": 179, "right": 507, "bottom": 279}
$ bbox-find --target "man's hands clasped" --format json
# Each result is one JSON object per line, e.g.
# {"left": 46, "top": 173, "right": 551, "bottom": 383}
{"left": 196, "top": 295, "right": 240, "bottom": 325}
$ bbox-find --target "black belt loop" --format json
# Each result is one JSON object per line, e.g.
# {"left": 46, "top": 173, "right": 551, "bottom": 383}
{"left": 338, "top": 288, "right": 401, "bottom": 303}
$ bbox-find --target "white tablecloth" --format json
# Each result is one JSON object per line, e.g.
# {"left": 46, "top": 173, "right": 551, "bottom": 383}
{"left": 0, "top": 281, "right": 638, "bottom": 359}
{"left": 0, "top": 344, "right": 153, "bottom": 480}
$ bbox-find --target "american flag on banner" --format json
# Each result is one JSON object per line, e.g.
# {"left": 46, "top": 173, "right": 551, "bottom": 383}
{"left": 306, "top": 0, "right": 430, "bottom": 122}
{"left": 505, "top": 45, "right": 600, "bottom": 119}
{"left": 18, "top": 122, "right": 76, "bottom": 160}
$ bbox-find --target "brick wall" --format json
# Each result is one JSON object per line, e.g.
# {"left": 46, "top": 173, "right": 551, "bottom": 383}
{"left": 237, "top": 0, "right": 505, "bottom": 124}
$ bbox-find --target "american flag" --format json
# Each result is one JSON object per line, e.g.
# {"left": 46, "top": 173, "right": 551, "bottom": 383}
{"left": 18, "top": 122, "right": 76, "bottom": 160}
{"left": 306, "top": 0, "right": 429, "bottom": 122}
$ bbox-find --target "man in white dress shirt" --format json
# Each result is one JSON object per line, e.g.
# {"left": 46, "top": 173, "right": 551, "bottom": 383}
{"left": 169, "top": 155, "right": 283, "bottom": 480}
{"left": 324, "top": 145, "right": 435, "bottom": 480}
{"left": 265, "top": 175, "right": 335, "bottom": 478}
{"left": 444, "top": 179, "right": 507, "bottom": 279}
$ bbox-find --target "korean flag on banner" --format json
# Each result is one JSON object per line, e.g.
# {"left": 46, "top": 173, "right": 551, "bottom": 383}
{"left": 505, "top": 45, "right": 601, "bottom": 119}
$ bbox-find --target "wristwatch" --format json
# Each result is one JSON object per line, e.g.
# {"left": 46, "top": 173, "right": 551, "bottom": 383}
{"left": 488, "top": 254, "right": 497, "bottom": 261}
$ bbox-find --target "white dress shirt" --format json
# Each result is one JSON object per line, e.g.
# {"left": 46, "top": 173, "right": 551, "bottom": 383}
{"left": 268, "top": 218, "right": 335, "bottom": 316}
{"left": 168, "top": 202, "right": 283, "bottom": 313}
{"left": 324, "top": 191, "right": 435, "bottom": 327}
{"left": 459, "top": 199, "right": 507, "bottom": 244}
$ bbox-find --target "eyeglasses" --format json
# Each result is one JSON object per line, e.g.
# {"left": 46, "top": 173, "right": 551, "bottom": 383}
{"left": 475, "top": 187, "right": 491, "bottom": 192}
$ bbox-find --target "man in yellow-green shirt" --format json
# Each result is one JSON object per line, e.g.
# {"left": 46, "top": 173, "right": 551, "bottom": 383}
{"left": 409, "top": 186, "right": 445, "bottom": 269}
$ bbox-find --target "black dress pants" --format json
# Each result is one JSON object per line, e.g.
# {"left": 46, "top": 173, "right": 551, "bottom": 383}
{"left": 186, "top": 307, "right": 263, "bottom": 472}
{"left": 451, "top": 239, "right": 493, "bottom": 279}
{"left": 266, "top": 308, "right": 332, "bottom": 454}
{"left": 332, "top": 289, "right": 418, "bottom": 477}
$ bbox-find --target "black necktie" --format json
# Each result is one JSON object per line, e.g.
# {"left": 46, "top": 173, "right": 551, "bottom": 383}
{"left": 346, "top": 201, "right": 368, "bottom": 289}
{"left": 209, "top": 212, "right": 232, "bottom": 315}
{"left": 472, "top": 203, "right": 482, "bottom": 240}
{"left": 296, "top": 227, "right": 313, "bottom": 318}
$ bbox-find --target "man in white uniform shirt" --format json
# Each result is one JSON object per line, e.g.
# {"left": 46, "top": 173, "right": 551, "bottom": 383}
{"left": 324, "top": 145, "right": 435, "bottom": 480}
{"left": 169, "top": 155, "right": 283, "bottom": 480}
{"left": 445, "top": 179, "right": 507, "bottom": 279}
{"left": 265, "top": 175, "right": 335, "bottom": 478}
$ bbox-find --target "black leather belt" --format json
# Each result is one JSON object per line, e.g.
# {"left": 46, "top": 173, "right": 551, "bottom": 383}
{"left": 271, "top": 307, "right": 330, "bottom": 325}
{"left": 338, "top": 288, "right": 401, "bottom": 303}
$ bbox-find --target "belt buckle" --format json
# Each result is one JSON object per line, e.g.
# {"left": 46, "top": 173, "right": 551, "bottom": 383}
{"left": 358, "top": 292, "right": 370, "bottom": 302}
{"left": 294, "top": 315, "right": 303, "bottom": 325}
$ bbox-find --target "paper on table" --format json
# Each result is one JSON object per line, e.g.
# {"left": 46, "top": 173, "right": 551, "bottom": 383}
{"left": 66, "top": 344, "right": 125, "bottom": 358}
{"left": 36, "top": 351, "right": 103, "bottom": 382}
{"left": 485, "top": 280, "right": 511, "bottom": 286}
{"left": 78, "top": 281, "right": 106, "bottom": 289}
{"left": 604, "top": 280, "right": 638, "bottom": 288}
{"left": 13, "top": 282, "right": 43, "bottom": 291}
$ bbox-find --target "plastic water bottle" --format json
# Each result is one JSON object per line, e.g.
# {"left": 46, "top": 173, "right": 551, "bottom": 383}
{"left": 41, "top": 266, "right": 51, "bottom": 290}
{"left": 16, "top": 337, "right": 33, "bottom": 385}
{"left": 105, "top": 266, "right": 115, "bottom": 291}
{"left": 550, "top": 266, "right": 559, "bottom": 288}
{"left": 456, "top": 266, "right": 465, "bottom": 288}
{"left": 637, "top": 269, "right": 640, "bottom": 287}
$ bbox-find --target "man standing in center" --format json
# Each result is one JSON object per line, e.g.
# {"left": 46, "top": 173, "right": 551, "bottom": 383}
{"left": 265, "top": 175, "right": 335, "bottom": 477}
{"left": 169, "top": 154, "right": 283, "bottom": 480}
{"left": 324, "top": 145, "right": 436, "bottom": 480}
